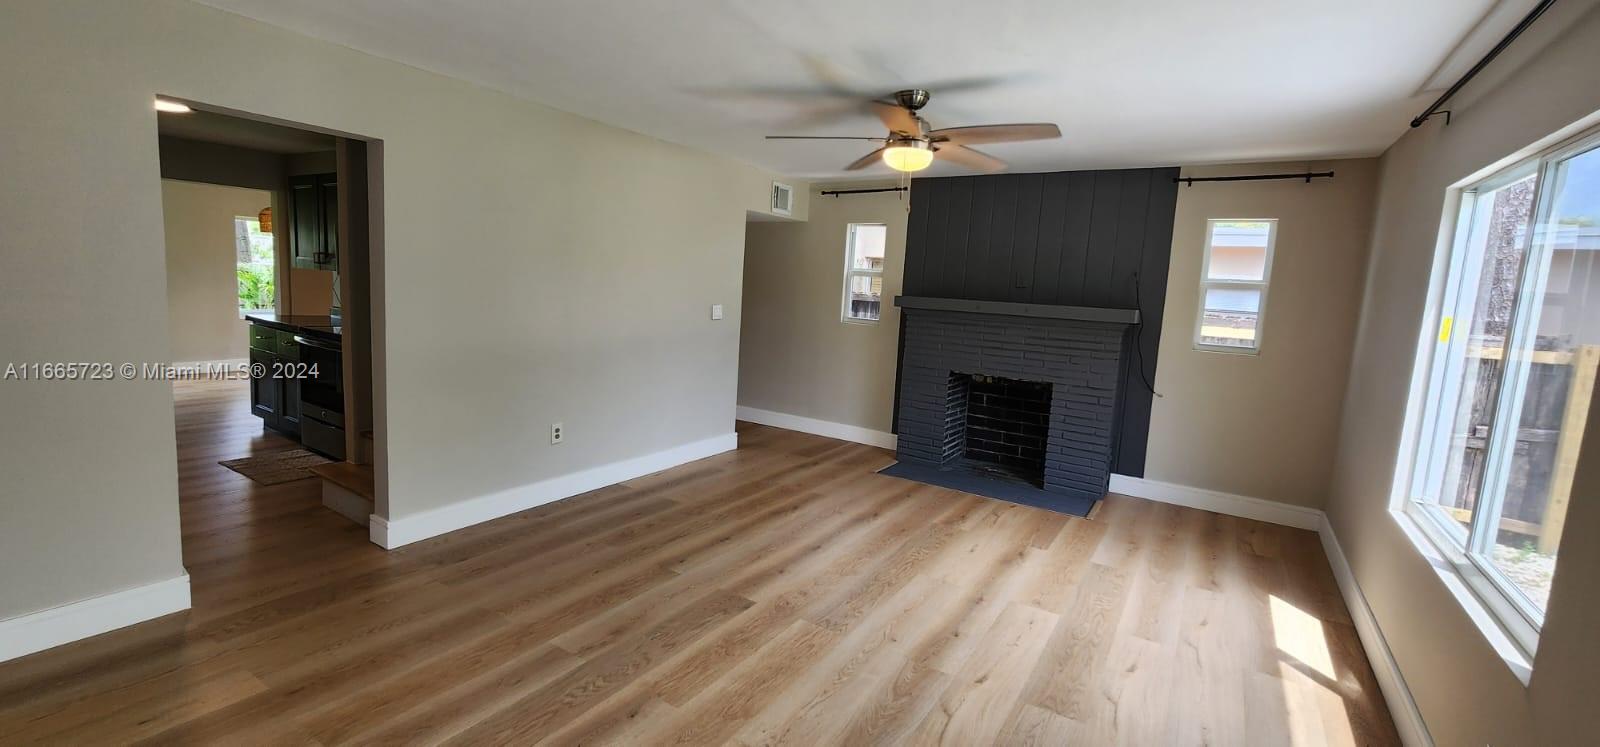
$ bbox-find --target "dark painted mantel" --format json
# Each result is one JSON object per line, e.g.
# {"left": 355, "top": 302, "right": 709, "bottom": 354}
{"left": 894, "top": 295, "right": 1140, "bottom": 325}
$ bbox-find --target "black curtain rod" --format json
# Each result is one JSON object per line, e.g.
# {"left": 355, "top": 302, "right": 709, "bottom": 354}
{"left": 1174, "top": 171, "right": 1334, "bottom": 186}
{"left": 1411, "top": 0, "right": 1558, "bottom": 128}
{"left": 819, "top": 186, "right": 909, "bottom": 197}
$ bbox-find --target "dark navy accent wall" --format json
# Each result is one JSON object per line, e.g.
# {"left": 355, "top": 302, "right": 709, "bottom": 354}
{"left": 898, "top": 167, "right": 1180, "bottom": 476}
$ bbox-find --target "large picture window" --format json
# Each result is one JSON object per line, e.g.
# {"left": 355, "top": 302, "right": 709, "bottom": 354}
{"left": 1403, "top": 126, "right": 1600, "bottom": 653}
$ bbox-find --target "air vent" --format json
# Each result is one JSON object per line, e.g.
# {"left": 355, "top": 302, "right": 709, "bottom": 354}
{"left": 771, "top": 181, "right": 793, "bottom": 216}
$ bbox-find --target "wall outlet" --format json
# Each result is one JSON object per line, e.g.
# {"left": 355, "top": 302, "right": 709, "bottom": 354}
{"left": 551, "top": 422, "right": 564, "bottom": 444}
{"left": 710, "top": 304, "right": 724, "bottom": 320}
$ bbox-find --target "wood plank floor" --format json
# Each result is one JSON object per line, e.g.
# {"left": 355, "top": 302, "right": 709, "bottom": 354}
{"left": 0, "top": 378, "right": 1399, "bottom": 745}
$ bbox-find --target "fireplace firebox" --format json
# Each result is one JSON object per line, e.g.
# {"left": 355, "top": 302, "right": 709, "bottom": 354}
{"left": 949, "top": 373, "right": 1053, "bottom": 486}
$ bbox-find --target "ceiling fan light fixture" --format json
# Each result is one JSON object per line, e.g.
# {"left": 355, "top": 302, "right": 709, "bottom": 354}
{"left": 882, "top": 139, "right": 933, "bottom": 172}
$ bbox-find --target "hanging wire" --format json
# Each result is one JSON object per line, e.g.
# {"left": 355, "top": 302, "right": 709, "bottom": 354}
{"left": 1130, "top": 271, "right": 1162, "bottom": 398}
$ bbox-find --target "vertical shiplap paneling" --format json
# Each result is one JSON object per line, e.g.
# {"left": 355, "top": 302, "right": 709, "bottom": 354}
{"left": 900, "top": 166, "right": 1179, "bottom": 477}
{"left": 1055, "top": 171, "right": 1096, "bottom": 305}
{"left": 984, "top": 175, "right": 1020, "bottom": 301}
{"left": 1108, "top": 169, "right": 1153, "bottom": 306}
{"left": 1114, "top": 166, "right": 1180, "bottom": 474}
{"left": 1029, "top": 172, "right": 1071, "bottom": 304}
{"left": 1008, "top": 173, "right": 1044, "bottom": 301}
{"left": 967, "top": 177, "right": 997, "bottom": 299}
{"left": 939, "top": 179, "right": 974, "bottom": 298}
{"left": 1081, "top": 170, "right": 1124, "bottom": 308}
{"left": 902, "top": 177, "right": 932, "bottom": 298}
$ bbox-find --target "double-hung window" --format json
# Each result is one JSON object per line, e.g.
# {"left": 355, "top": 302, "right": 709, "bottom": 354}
{"left": 1195, "top": 219, "right": 1276, "bottom": 353}
{"left": 1402, "top": 125, "right": 1600, "bottom": 655}
{"left": 841, "top": 223, "right": 887, "bottom": 323}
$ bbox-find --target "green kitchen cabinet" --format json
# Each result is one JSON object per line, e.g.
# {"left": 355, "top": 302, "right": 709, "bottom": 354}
{"left": 289, "top": 173, "right": 338, "bottom": 271}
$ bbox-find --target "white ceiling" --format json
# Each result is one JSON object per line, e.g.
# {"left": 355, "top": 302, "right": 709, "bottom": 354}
{"left": 193, "top": 0, "right": 1532, "bottom": 179}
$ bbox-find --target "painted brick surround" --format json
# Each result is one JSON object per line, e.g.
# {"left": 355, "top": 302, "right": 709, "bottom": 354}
{"left": 895, "top": 306, "right": 1129, "bottom": 503}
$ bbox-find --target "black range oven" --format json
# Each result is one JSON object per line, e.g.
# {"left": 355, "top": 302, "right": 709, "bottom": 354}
{"left": 295, "top": 334, "right": 345, "bottom": 460}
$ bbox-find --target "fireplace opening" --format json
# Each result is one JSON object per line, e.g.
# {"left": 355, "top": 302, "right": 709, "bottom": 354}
{"left": 950, "top": 372, "right": 1053, "bottom": 487}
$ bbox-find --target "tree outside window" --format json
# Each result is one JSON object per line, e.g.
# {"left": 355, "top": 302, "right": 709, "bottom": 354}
{"left": 235, "top": 216, "right": 274, "bottom": 315}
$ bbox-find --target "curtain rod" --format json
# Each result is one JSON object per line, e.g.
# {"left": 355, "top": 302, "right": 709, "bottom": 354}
{"left": 819, "top": 186, "right": 909, "bottom": 197}
{"left": 1173, "top": 171, "right": 1334, "bottom": 186}
{"left": 1411, "top": 0, "right": 1558, "bottom": 128}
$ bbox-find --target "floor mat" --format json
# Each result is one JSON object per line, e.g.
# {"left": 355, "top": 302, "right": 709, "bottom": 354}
{"left": 219, "top": 449, "right": 333, "bottom": 485}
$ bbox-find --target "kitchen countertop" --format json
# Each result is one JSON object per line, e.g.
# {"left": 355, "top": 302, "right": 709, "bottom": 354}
{"left": 244, "top": 312, "right": 342, "bottom": 343}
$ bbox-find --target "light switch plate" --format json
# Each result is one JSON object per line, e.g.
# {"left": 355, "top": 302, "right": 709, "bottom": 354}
{"left": 710, "top": 304, "right": 724, "bottom": 320}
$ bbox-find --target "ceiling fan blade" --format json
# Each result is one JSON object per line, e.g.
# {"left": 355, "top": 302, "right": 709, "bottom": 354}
{"left": 845, "top": 147, "right": 887, "bottom": 171}
{"left": 911, "top": 74, "right": 1029, "bottom": 94}
{"left": 928, "top": 123, "right": 1061, "bottom": 145}
{"left": 935, "top": 143, "right": 1006, "bottom": 172}
{"left": 766, "top": 135, "right": 887, "bottom": 141}
{"left": 871, "top": 101, "right": 920, "bottom": 135}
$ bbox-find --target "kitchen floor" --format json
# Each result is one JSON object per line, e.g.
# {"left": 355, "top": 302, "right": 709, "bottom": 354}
{"left": 0, "top": 378, "right": 1398, "bottom": 744}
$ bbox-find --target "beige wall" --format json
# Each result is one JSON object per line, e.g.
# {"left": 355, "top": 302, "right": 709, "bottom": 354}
{"left": 287, "top": 268, "right": 335, "bottom": 315}
{"left": 1146, "top": 159, "right": 1377, "bottom": 508}
{"left": 1327, "top": 2, "right": 1600, "bottom": 744}
{"left": 0, "top": 0, "right": 802, "bottom": 621}
{"left": 160, "top": 179, "right": 269, "bottom": 362}
{"left": 738, "top": 187, "right": 906, "bottom": 432}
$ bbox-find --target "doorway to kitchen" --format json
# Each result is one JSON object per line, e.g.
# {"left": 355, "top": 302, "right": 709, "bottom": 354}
{"left": 155, "top": 99, "right": 386, "bottom": 617}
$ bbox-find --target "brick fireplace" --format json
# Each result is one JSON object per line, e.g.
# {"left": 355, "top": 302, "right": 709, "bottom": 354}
{"left": 890, "top": 296, "right": 1138, "bottom": 512}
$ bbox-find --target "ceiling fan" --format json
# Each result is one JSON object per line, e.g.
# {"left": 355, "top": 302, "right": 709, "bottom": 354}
{"left": 765, "top": 89, "right": 1060, "bottom": 174}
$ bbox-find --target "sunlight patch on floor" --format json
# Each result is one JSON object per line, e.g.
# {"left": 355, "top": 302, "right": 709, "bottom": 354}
{"left": 1269, "top": 594, "right": 1335, "bottom": 679}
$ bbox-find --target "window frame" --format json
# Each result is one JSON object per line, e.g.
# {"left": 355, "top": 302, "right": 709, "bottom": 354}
{"left": 1395, "top": 123, "right": 1600, "bottom": 661}
{"left": 1193, "top": 218, "right": 1277, "bottom": 354}
{"left": 840, "top": 222, "right": 887, "bottom": 325}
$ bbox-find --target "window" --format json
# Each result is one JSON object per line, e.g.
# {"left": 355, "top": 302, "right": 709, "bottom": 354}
{"left": 235, "top": 215, "right": 275, "bottom": 316}
{"left": 1195, "top": 219, "right": 1275, "bottom": 352}
{"left": 1402, "top": 127, "right": 1600, "bottom": 653}
{"left": 842, "top": 223, "right": 887, "bottom": 322}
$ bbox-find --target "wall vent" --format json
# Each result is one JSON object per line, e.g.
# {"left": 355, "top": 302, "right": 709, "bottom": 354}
{"left": 770, "top": 181, "right": 793, "bottom": 216}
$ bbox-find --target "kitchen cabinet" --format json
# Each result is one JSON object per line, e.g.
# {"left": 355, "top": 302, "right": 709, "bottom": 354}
{"left": 247, "top": 316, "right": 344, "bottom": 457}
{"left": 289, "top": 172, "right": 338, "bottom": 271}
{"left": 248, "top": 346, "right": 280, "bottom": 427}
{"left": 248, "top": 326, "right": 299, "bottom": 437}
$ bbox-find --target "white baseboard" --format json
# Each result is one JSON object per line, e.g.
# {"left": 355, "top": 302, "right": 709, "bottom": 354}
{"left": 1318, "top": 517, "right": 1434, "bottom": 747}
{"left": 368, "top": 515, "right": 395, "bottom": 548}
{"left": 1105, "top": 473, "right": 1428, "bottom": 745}
{"left": 0, "top": 574, "right": 191, "bottom": 664}
{"left": 369, "top": 432, "right": 738, "bottom": 549}
{"left": 735, "top": 406, "right": 897, "bottom": 449}
{"left": 1106, "top": 474, "right": 1324, "bottom": 531}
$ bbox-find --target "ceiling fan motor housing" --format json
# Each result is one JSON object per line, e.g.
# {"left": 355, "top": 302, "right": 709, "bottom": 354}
{"left": 893, "top": 89, "right": 931, "bottom": 111}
